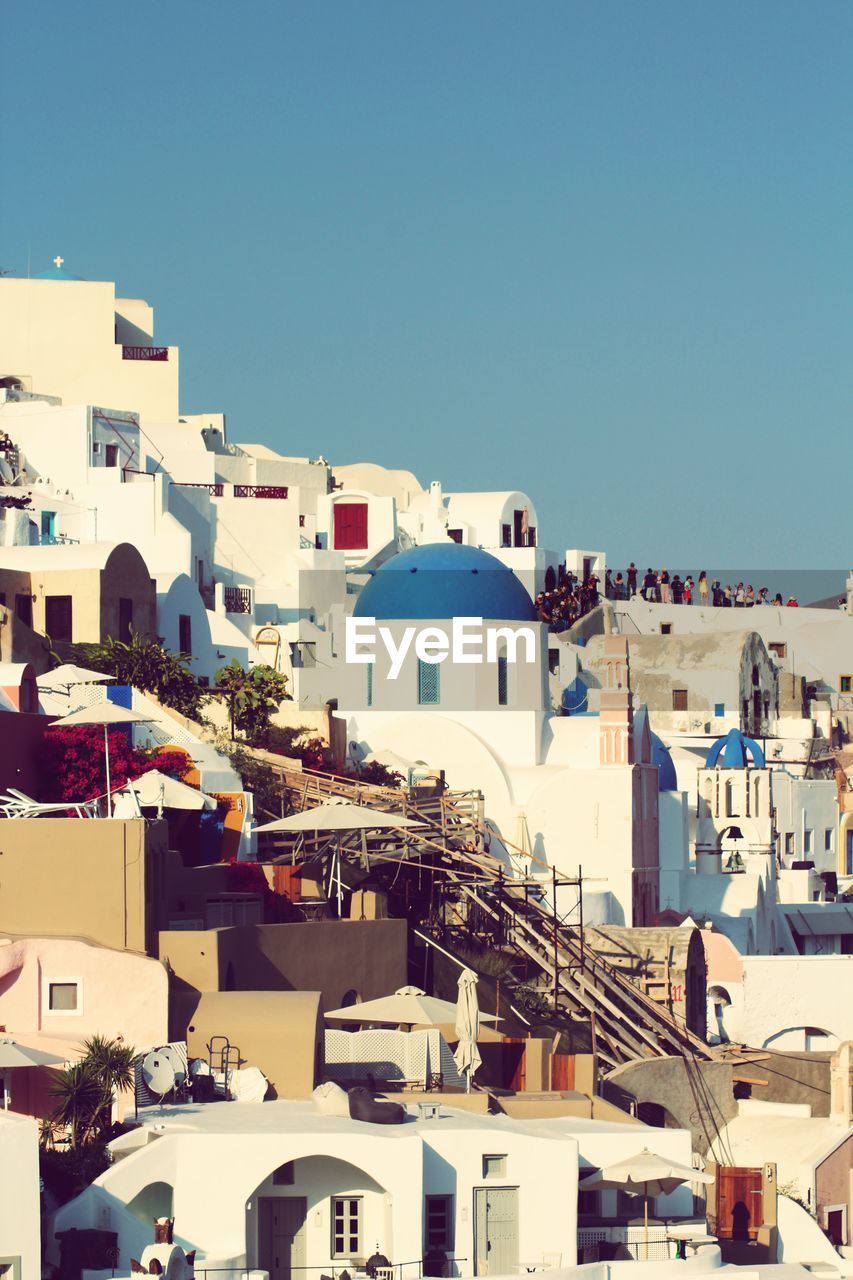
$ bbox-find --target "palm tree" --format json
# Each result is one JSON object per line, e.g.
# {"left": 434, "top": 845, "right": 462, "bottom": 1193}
{"left": 50, "top": 1062, "right": 110, "bottom": 1148}
{"left": 82, "top": 1035, "right": 136, "bottom": 1138}
{"left": 50, "top": 1037, "right": 137, "bottom": 1146}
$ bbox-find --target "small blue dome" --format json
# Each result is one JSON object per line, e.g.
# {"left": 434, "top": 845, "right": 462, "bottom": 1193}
{"left": 651, "top": 732, "right": 678, "bottom": 790}
{"left": 353, "top": 542, "right": 537, "bottom": 622}
{"left": 705, "top": 728, "right": 766, "bottom": 769}
{"left": 35, "top": 265, "right": 85, "bottom": 281}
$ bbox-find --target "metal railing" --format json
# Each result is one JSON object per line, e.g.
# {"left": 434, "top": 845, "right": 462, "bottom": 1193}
{"left": 170, "top": 481, "right": 224, "bottom": 497}
{"left": 224, "top": 586, "right": 252, "bottom": 614}
{"left": 233, "top": 484, "right": 289, "bottom": 499}
{"left": 191, "top": 1260, "right": 468, "bottom": 1280}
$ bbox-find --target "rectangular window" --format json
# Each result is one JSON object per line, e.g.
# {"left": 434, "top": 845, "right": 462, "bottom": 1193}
{"left": 578, "top": 1170, "right": 601, "bottom": 1217}
{"left": 418, "top": 660, "right": 440, "bottom": 706}
{"left": 425, "top": 1195, "right": 454, "bottom": 1251}
{"left": 45, "top": 595, "right": 73, "bottom": 642}
{"left": 804, "top": 829, "right": 813, "bottom": 855}
{"left": 785, "top": 832, "right": 795, "bottom": 856}
{"left": 447, "top": 529, "right": 463, "bottom": 544}
{"left": 672, "top": 688, "right": 688, "bottom": 711}
{"left": 105, "top": 443, "right": 119, "bottom": 467}
{"left": 333, "top": 502, "right": 369, "bottom": 550}
{"left": 205, "top": 896, "right": 263, "bottom": 927}
{"left": 825, "top": 828, "right": 834, "bottom": 852}
{"left": 48, "top": 981, "right": 79, "bottom": 1012}
{"left": 841, "top": 675, "right": 853, "bottom": 694}
{"left": 118, "top": 597, "right": 133, "bottom": 642}
{"left": 501, "top": 523, "right": 512, "bottom": 548}
{"left": 482, "top": 1154, "right": 507, "bottom": 1179}
{"left": 497, "top": 655, "right": 508, "bottom": 706}
{"left": 178, "top": 614, "right": 192, "bottom": 654}
{"left": 14, "top": 594, "right": 32, "bottom": 627}
{"left": 40, "top": 511, "right": 56, "bottom": 542}
{"left": 769, "top": 642, "right": 787, "bottom": 659}
{"left": 331, "top": 1196, "right": 362, "bottom": 1258}
{"left": 714, "top": 702, "right": 725, "bottom": 717}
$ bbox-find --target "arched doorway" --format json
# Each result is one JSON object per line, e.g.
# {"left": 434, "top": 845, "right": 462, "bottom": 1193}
{"left": 247, "top": 1156, "right": 389, "bottom": 1280}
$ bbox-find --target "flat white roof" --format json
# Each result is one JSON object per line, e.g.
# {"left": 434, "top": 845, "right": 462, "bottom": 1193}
{"left": 132, "top": 1099, "right": 582, "bottom": 1144}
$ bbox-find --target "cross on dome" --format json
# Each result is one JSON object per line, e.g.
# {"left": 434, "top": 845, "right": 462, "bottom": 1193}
{"left": 53, "top": 255, "right": 64, "bottom": 269}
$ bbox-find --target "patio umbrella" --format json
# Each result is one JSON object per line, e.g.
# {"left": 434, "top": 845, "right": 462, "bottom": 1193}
{"left": 0, "top": 1038, "right": 67, "bottom": 1109}
{"left": 325, "top": 985, "right": 500, "bottom": 1029}
{"left": 51, "top": 702, "right": 155, "bottom": 817}
{"left": 579, "top": 1149, "right": 714, "bottom": 1258}
{"left": 255, "top": 803, "right": 423, "bottom": 833}
{"left": 129, "top": 769, "right": 217, "bottom": 815}
{"left": 453, "top": 968, "right": 482, "bottom": 1094}
{"left": 36, "top": 665, "right": 116, "bottom": 691}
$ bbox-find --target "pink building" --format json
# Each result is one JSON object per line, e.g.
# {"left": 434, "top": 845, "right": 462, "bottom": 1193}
{"left": 0, "top": 935, "right": 168, "bottom": 1117}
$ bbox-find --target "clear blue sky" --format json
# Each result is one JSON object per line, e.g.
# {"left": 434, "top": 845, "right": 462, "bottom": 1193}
{"left": 2, "top": 1, "right": 849, "bottom": 567}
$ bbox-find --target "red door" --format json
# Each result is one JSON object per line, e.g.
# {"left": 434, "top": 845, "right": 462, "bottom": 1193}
{"left": 716, "top": 1167, "right": 763, "bottom": 1240}
{"left": 333, "top": 502, "right": 368, "bottom": 550}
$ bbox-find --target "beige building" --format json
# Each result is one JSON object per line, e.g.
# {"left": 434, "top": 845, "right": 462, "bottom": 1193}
{"left": 0, "top": 270, "right": 179, "bottom": 422}
{"left": 0, "top": 541, "right": 156, "bottom": 648}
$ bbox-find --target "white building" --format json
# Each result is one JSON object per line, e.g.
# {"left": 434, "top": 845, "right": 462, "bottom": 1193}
{"left": 0, "top": 1108, "right": 41, "bottom": 1280}
{"left": 338, "top": 544, "right": 660, "bottom": 927}
{"left": 51, "top": 1099, "right": 582, "bottom": 1277}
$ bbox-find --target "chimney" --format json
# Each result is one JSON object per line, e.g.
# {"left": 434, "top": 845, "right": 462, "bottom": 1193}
{"left": 830, "top": 1042, "right": 853, "bottom": 1125}
{"left": 599, "top": 635, "right": 634, "bottom": 766}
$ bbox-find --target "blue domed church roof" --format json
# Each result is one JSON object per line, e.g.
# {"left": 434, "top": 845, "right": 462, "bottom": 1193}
{"left": 704, "top": 728, "right": 766, "bottom": 769}
{"left": 650, "top": 733, "right": 678, "bottom": 790}
{"left": 353, "top": 543, "right": 537, "bottom": 622}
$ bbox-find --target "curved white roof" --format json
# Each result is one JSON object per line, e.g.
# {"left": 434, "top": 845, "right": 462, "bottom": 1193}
{"left": 0, "top": 541, "right": 137, "bottom": 571}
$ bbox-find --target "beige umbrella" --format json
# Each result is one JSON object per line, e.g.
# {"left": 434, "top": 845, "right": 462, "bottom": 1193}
{"left": 36, "top": 664, "right": 116, "bottom": 691}
{"left": 255, "top": 803, "right": 422, "bottom": 833}
{"left": 0, "top": 1038, "right": 67, "bottom": 1110}
{"left": 454, "top": 968, "right": 482, "bottom": 1093}
{"left": 129, "top": 769, "right": 217, "bottom": 815}
{"left": 256, "top": 804, "right": 423, "bottom": 915}
{"left": 579, "top": 1149, "right": 714, "bottom": 1257}
{"left": 51, "top": 702, "right": 155, "bottom": 816}
{"left": 325, "top": 985, "right": 501, "bottom": 1029}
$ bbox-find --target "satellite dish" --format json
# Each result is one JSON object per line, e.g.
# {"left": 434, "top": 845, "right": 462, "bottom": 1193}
{"left": 142, "top": 1051, "right": 176, "bottom": 1096}
{"left": 160, "top": 1045, "right": 186, "bottom": 1086}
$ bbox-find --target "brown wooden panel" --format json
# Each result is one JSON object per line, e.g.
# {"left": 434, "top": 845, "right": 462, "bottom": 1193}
{"left": 716, "top": 1166, "right": 763, "bottom": 1241}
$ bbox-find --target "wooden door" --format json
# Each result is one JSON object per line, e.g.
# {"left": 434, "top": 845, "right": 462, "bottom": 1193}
{"left": 333, "top": 502, "right": 368, "bottom": 550}
{"left": 474, "top": 1188, "right": 519, "bottom": 1275}
{"left": 258, "top": 1196, "right": 307, "bottom": 1280}
{"left": 716, "top": 1167, "right": 763, "bottom": 1241}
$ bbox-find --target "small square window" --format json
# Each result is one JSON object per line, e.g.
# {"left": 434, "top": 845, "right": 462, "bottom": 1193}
{"left": 769, "top": 642, "right": 787, "bottom": 659}
{"left": 672, "top": 689, "right": 688, "bottom": 711}
{"left": 48, "top": 982, "right": 79, "bottom": 1012}
{"left": 482, "top": 1154, "right": 507, "bottom": 1178}
{"left": 825, "top": 828, "right": 834, "bottom": 852}
{"left": 660, "top": 623, "right": 672, "bottom": 636}
{"left": 714, "top": 703, "right": 725, "bottom": 717}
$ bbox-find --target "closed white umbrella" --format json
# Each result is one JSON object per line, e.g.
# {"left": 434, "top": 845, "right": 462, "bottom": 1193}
{"left": 0, "top": 1038, "right": 67, "bottom": 1109}
{"left": 51, "top": 702, "right": 155, "bottom": 817}
{"left": 129, "top": 769, "right": 217, "bottom": 814}
{"left": 255, "top": 803, "right": 422, "bottom": 833}
{"left": 579, "top": 1149, "right": 714, "bottom": 1257}
{"left": 453, "top": 968, "right": 482, "bottom": 1093}
{"left": 325, "top": 985, "right": 500, "bottom": 1030}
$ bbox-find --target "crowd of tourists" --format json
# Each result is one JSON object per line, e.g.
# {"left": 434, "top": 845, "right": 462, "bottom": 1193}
{"left": 537, "top": 566, "right": 799, "bottom": 633}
